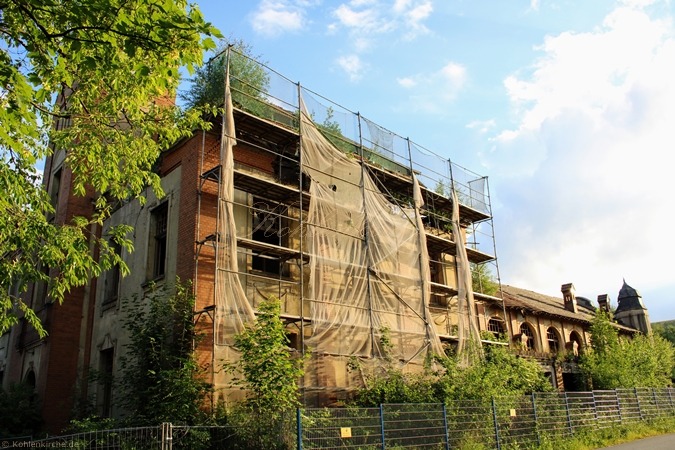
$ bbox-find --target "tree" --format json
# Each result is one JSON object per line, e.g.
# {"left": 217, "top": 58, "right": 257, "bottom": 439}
{"left": 653, "top": 321, "right": 675, "bottom": 345}
{"left": 180, "top": 38, "right": 269, "bottom": 113}
{"left": 471, "top": 262, "right": 499, "bottom": 296}
{"left": 227, "top": 295, "right": 305, "bottom": 449}
{"left": 580, "top": 310, "right": 675, "bottom": 389}
{"left": 0, "top": 0, "right": 220, "bottom": 336}
{"left": 116, "top": 280, "right": 211, "bottom": 426}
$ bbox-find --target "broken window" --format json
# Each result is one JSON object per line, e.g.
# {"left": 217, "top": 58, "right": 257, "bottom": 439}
{"left": 487, "top": 317, "right": 505, "bottom": 338}
{"left": 547, "top": 327, "right": 560, "bottom": 354}
{"left": 520, "top": 323, "right": 536, "bottom": 350}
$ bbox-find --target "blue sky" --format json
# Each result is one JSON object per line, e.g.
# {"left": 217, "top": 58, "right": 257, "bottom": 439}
{"left": 192, "top": 0, "right": 675, "bottom": 321}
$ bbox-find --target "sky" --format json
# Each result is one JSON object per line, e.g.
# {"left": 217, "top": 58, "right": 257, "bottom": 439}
{"left": 192, "top": 0, "right": 675, "bottom": 321}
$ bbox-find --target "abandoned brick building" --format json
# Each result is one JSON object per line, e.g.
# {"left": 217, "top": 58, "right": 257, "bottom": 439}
{"left": 0, "top": 49, "right": 649, "bottom": 433}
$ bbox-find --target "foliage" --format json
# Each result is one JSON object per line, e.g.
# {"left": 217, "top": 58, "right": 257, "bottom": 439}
{"left": 117, "top": 280, "right": 211, "bottom": 426}
{"left": 536, "top": 416, "right": 675, "bottom": 450}
{"left": 315, "top": 106, "right": 358, "bottom": 155}
{"left": 653, "top": 321, "right": 675, "bottom": 345}
{"left": 471, "top": 263, "right": 499, "bottom": 296}
{"left": 0, "top": 0, "right": 219, "bottom": 337}
{"left": 226, "top": 295, "right": 305, "bottom": 449}
{"left": 351, "top": 327, "right": 440, "bottom": 406}
{"left": 653, "top": 321, "right": 675, "bottom": 380}
{"left": 580, "top": 310, "right": 675, "bottom": 389}
{"left": 438, "top": 343, "right": 552, "bottom": 401}
{"left": 352, "top": 331, "right": 550, "bottom": 407}
{"left": 0, "top": 381, "right": 43, "bottom": 438}
{"left": 63, "top": 416, "right": 116, "bottom": 434}
{"left": 180, "top": 38, "right": 269, "bottom": 115}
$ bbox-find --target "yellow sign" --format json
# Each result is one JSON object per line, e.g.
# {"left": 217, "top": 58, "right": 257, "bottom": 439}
{"left": 510, "top": 409, "right": 517, "bottom": 417}
{"left": 340, "top": 427, "right": 352, "bottom": 438}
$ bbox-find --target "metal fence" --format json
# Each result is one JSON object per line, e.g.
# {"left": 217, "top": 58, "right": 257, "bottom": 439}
{"left": 299, "top": 388, "right": 675, "bottom": 449}
{"left": 4, "top": 424, "right": 246, "bottom": 450}
{"left": 3, "top": 388, "right": 673, "bottom": 450}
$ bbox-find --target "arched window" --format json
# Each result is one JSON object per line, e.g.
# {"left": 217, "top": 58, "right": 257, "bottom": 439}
{"left": 520, "top": 323, "right": 536, "bottom": 350}
{"left": 487, "top": 318, "right": 505, "bottom": 338}
{"left": 547, "top": 327, "right": 561, "bottom": 354}
{"left": 569, "top": 331, "right": 583, "bottom": 356}
{"left": 25, "top": 370, "right": 36, "bottom": 389}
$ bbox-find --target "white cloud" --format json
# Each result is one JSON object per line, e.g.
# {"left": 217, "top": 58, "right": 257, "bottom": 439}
{"left": 330, "top": 0, "right": 433, "bottom": 49}
{"left": 440, "top": 62, "right": 466, "bottom": 91}
{"left": 530, "top": 0, "right": 540, "bottom": 11}
{"left": 334, "top": 4, "right": 380, "bottom": 28}
{"left": 397, "top": 77, "right": 417, "bottom": 88}
{"left": 250, "top": 1, "right": 307, "bottom": 36}
{"left": 483, "top": 6, "right": 675, "bottom": 316}
{"left": 466, "top": 119, "right": 496, "bottom": 133}
{"left": 396, "top": 61, "right": 468, "bottom": 112}
{"left": 619, "top": 0, "right": 662, "bottom": 7}
{"left": 336, "top": 54, "right": 365, "bottom": 81}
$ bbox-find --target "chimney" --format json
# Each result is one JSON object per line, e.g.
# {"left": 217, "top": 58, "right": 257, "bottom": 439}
{"left": 561, "top": 283, "right": 578, "bottom": 313}
{"left": 597, "top": 294, "right": 610, "bottom": 312}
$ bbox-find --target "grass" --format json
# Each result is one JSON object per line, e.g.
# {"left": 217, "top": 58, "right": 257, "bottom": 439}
{"left": 447, "top": 417, "right": 675, "bottom": 450}
{"left": 532, "top": 417, "right": 675, "bottom": 450}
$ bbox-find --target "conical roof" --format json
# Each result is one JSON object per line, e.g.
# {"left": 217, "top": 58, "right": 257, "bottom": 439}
{"left": 616, "top": 280, "right": 645, "bottom": 312}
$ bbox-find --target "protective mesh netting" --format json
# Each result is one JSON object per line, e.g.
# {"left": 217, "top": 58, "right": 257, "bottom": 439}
{"left": 300, "top": 96, "right": 444, "bottom": 361}
{"left": 212, "top": 68, "right": 256, "bottom": 393}
{"left": 212, "top": 69, "right": 480, "bottom": 395}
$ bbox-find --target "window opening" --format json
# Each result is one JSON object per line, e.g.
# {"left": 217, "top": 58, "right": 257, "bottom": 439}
{"left": 487, "top": 318, "right": 505, "bottom": 338}
{"left": 547, "top": 327, "right": 560, "bottom": 354}
{"left": 104, "top": 241, "right": 121, "bottom": 304}
{"left": 251, "top": 200, "right": 286, "bottom": 275}
{"left": 33, "top": 264, "right": 50, "bottom": 310}
{"left": 520, "top": 323, "right": 535, "bottom": 350}
{"left": 100, "top": 348, "right": 114, "bottom": 417}
{"left": 49, "top": 168, "right": 62, "bottom": 220}
{"left": 150, "top": 203, "right": 168, "bottom": 279}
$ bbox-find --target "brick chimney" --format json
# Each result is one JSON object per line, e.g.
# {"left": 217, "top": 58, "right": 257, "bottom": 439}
{"left": 597, "top": 294, "right": 610, "bottom": 312}
{"left": 561, "top": 283, "right": 578, "bottom": 313}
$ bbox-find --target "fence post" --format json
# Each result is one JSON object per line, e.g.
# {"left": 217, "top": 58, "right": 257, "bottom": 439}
{"left": 531, "top": 393, "right": 540, "bottom": 447}
{"left": 635, "top": 388, "right": 643, "bottom": 421}
{"left": 161, "top": 423, "right": 172, "bottom": 450}
{"left": 652, "top": 388, "right": 660, "bottom": 417}
{"left": 615, "top": 389, "right": 623, "bottom": 424}
{"left": 379, "top": 404, "right": 386, "bottom": 450}
{"left": 564, "top": 392, "right": 573, "bottom": 436}
{"left": 297, "top": 409, "right": 303, "bottom": 450}
{"left": 591, "top": 391, "right": 599, "bottom": 426}
{"left": 442, "top": 403, "right": 450, "bottom": 450}
{"left": 492, "top": 397, "right": 501, "bottom": 450}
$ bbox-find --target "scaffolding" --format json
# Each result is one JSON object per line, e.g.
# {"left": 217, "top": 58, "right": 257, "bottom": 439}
{"left": 193, "top": 48, "right": 505, "bottom": 405}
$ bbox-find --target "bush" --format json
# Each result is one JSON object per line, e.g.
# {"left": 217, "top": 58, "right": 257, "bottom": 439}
{"left": 352, "top": 335, "right": 551, "bottom": 407}
{"left": 116, "top": 279, "right": 212, "bottom": 426}
{"left": 0, "top": 382, "right": 42, "bottom": 438}
{"left": 580, "top": 310, "right": 675, "bottom": 389}
{"left": 225, "top": 295, "right": 305, "bottom": 449}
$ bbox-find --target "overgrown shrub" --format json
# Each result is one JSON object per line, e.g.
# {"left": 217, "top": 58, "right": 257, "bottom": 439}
{"left": 352, "top": 331, "right": 551, "bottom": 407}
{"left": 0, "top": 381, "right": 42, "bottom": 438}
{"left": 580, "top": 310, "right": 675, "bottom": 389}
{"left": 117, "top": 279, "right": 212, "bottom": 426}
{"left": 225, "top": 295, "right": 305, "bottom": 449}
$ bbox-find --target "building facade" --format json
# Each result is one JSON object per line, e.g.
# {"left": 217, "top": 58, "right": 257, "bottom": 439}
{"left": 0, "top": 50, "right": 649, "bottom": 433}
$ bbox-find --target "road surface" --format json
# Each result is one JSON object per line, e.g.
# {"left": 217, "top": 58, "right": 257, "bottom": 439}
{"left": 600, "top": 433, "right": 675, "bottom": 449}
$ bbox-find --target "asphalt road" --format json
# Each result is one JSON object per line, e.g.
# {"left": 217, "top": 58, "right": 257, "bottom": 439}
{"left": 600, "top": 433, "right": 675, "bottom": 449}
